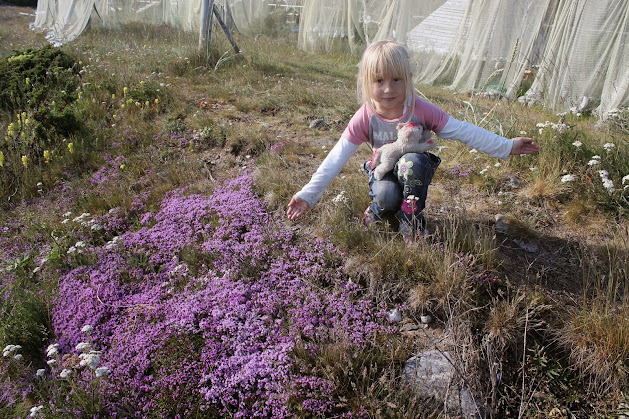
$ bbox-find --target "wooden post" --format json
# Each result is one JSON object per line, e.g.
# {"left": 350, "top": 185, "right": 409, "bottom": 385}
{"left": 213, "top": 3, "right": 240, "bottom": 54}
{"left": 199, "top": 0, "right": 240, "bottom": 57}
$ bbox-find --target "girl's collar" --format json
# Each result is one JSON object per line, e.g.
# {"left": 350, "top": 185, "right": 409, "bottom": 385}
{"left": 369, "top": 94, "right": 414, "bottom": 122}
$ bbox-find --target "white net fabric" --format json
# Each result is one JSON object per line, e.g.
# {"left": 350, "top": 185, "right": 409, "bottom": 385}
{"left": 33, "top": 0, "right": 629, "bottom": 118}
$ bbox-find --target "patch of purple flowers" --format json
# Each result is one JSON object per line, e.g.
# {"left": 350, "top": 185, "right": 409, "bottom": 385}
{"left": 90, "top": 154, "right": 126, "bottom": 186}
{"left": 50, "top": 174, "right": 388, "bottom": 417}
{"left": 449, "top": 164, "right": 475, "bottom": 178}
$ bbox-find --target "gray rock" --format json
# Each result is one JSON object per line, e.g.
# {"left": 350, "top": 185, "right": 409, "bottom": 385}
{"left": 506, "top": 176, "right": 521, "bottom": 189}
{"left": 387, "top": 308, "right": 402, "bottom": 323}
{"left": 309, "top": 119, "right": 327, "bottom": 129}
{"left": 513, "top": 238, "right": 538, "bottom": 253}
{"left": 404, "top": 350, "right": 484, "bottom": 417}
{"left": 495, "top": 214, "right": 508, "bottom": 232}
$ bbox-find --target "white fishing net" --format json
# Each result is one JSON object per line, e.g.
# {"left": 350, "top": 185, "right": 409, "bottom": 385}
{"left": 33, "top": 0, "right": 629, "bottom": 118}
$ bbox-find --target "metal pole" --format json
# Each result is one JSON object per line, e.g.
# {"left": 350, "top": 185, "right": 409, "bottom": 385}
{"left": 198, "top": 0, "right": 209, "bottom": 51}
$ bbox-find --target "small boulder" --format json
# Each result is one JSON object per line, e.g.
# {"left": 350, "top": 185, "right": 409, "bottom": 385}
{"left": 495, "top": 214, "right": 508, "bottom": 232}
{"left": 403, "top": 350, "right": 484, "bottom": 417}
{"left": 309, "top": 119, "right": 328, "bottom": 129}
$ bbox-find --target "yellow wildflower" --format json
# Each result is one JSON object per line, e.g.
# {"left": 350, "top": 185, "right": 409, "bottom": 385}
{"left": 68, "top": 143, "right": 74, "bottom": 154}
{"left": 0, "top": 151, "right": 4, "bottom": 167}
{"left": 43, "top": 150, "right": 51, "bottom": 163}
{"left": 21, "top": 155, "right": 28, "bottom": 168}
{"left": 7, "top": 123, "right": 17, "bottom": 137}
{"left": 25, "top": 77, "right": 30, "bottom": 85}
{"left": 123, "top": 87, "right": 128, "bottom": 97}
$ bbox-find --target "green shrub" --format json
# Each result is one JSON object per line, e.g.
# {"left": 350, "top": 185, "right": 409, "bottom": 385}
{"left": 0, "top": 46, "right": 85, "bottom": 205}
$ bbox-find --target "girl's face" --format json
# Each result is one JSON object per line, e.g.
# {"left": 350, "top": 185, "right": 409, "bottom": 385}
{"left": 370, "top": 75, "right": 407, "bottom": 119}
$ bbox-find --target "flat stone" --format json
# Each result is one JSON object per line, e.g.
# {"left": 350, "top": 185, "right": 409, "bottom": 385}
{"left": 404, "top": 350, "right": 485, "bottom": 417}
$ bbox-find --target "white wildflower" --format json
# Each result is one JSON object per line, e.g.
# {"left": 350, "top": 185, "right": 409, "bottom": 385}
{"left": 332, "top": 191, "right": 348, "bottom": 204}
{"left": 67, "top": 246, "right": 76, "bottom": 254}
{"left": 63, "top": 211, "right": 72, "bottom": 217}
{"left": 62, "top": 219, "right": 70, "bottom": 224}
{"left": 29, "top": 405, "right": 44, "bottom": 417}
{"left": 469, "top": 149, "right": 478, "bottom": 154}
{"left": 79, "top": 351, "right": 101, "bottom": 369}
{"left": 572, "top": 141, "right": 582, "bottom": 147}
{"left": 592, "top": 155, "right": 601, "bottom": 160}
{"left": 587, "top": 160, "right": 600, "bottom": 166}
{"left": 603, "top": 142, "right": 615, "bottom": 151}
{"left": 13, "top": 354, "right": 22, "bottom": 360}
{"left": 90, "top": 224, "right": 103, "bottom": 231}
{"left": 598, "top": 170, "right": 609, "bottom": 178}
{"left": 622, "top": 175, "right": 629, "bottom": 185}
{"left": 75, "top": 241, "right": 85, "bottom": 248}
{"left": 95, "top": 366, "right": 110, "bottom": 377}
{"left": 561, "top": 174, "right": 576, "bottom": 183}
{"left": 75, "top": 342, "right": 91, "bottom": 352}
{"left": 520, "top": 131, "right": 527, "bottom": 135}
{"left": 81, "top": 324, "right": 93, "bottom": 333}
{"left": 46, "top": 343, "right": 59, "bottom": 357}
{"left": 33, "top": 266, "right": 41, "bottom": 274}
{"left": 494, "top": 162, "right": 501, "bottom": 167}
{"left": 602, "top": 178, "right": 615, "bottom": 192}
{"left": 529, "top": 166, "right": 537, "bottom": 171}
{"left": 480, "top": 166, "right": 490, "bottom": 175}
{"left": 46, "top": 359, "right": 56, "bottom": 366}
{"left": 59, "top": 368, "right": 72, "bottom": 378}
{"left": 72, "top": 212, "right": 91, "bottom": 223}
{"left": 2, "top": 344, "right": 20, "bottom": 354}
{"left": 36, "top": 369, "right": 46, "bottom": 377}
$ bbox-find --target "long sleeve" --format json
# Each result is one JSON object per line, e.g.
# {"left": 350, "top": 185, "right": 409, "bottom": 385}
{"left": 437, "top": 117, "right": 513, "bottom": 160}
{"left": 296, "top": 137, "right": 360, "bottom": 207}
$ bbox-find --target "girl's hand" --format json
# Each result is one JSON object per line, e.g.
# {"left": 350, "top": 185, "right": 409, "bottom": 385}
{"left": 287, "top": 195, "right": 310, "bottom": 220}
{"left": 510, "top": 137, "right": 540, "bottom": 155}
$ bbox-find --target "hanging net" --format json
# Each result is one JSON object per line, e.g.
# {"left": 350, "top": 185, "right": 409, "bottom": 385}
{"left": 33, "top": 0, "right": 629, "bottom": 118}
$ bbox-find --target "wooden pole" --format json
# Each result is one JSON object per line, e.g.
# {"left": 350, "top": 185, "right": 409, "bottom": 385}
{"left": 213, "top": 3, "right": 241, "bottom": 54}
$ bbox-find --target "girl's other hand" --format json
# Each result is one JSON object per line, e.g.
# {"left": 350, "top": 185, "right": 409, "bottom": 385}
{"left": 287, "top": 195, "right": 310, "bottom": 220}
{"left": 510, "top": 137, "right": 540, "bottom": 155}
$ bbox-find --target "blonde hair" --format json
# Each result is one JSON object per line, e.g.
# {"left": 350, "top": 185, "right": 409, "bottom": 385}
{"left": 357, "top": 40, "right": 415, "bottom": 107}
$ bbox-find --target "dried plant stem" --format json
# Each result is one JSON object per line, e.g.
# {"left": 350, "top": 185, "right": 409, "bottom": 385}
{"left": 518, "top": 301, "right": 529, "bottom": 419}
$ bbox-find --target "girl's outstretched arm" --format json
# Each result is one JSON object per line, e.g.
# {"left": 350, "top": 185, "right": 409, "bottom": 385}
{"left": 287, "top": 195, "right": 310, "bottom": 220}
{"left": 510, "top": 137, "right": 540, "bottom": 155}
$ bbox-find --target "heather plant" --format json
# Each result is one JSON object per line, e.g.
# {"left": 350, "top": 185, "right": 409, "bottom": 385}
{"left": 2, "top": 174, "right": 392, "bottom": 417}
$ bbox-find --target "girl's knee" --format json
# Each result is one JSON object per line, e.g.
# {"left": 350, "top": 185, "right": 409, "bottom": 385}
{"left": 372, "top": 180, "right": 402, "bottom": 211}
{"left": 401, "top": 152, "right": 440, "bottom": 169}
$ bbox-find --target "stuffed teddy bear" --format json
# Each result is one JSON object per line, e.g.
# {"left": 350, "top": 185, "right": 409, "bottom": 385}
{"left": 370, "top": 122, "right": 436, "bottom": 180}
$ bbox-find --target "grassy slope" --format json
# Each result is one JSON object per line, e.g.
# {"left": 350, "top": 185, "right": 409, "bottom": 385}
{"left": 1, "top": 4, "right": 629, "bottom": 417}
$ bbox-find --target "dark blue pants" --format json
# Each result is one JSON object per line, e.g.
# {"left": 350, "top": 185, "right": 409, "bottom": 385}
{"left": 364, "top": 152, "right": 441, "bottom": 235}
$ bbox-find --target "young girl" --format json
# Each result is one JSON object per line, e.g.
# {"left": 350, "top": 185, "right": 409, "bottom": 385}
{"left": 286, "top": 40, "right": 539, "bottom": 238}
